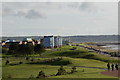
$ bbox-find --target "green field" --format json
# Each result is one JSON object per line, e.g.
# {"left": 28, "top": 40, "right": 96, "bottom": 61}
{"left": 2, "top": 57, "right": 115, "bottom": 78}
{"left": 2, "top": 46, "right": 119, "bottom": 78}
{"left": 2, "top": 64, "right": 114, "bottom": 78}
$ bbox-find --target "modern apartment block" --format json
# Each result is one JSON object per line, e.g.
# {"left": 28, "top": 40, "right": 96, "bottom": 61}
{"left": 54, "top": 36, "right": 62, "bottom": 48}
{"left": 41, "top": 36, "right": 62, "bottom": 48}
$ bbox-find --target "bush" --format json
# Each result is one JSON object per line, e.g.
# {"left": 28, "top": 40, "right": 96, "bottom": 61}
{"left": 82, "top": 69, "right": 85, "bottom": 72}
{"left": 36, "top": 71, "right": 46, "bottom": 78}
{"left": 25, "top": 57, "right": 30, "bottom": 60}
{"left": 29, "top": 75, "right": 34, "bottom": 78}
{"left": 19, "top": 61, "right": 23, "bottom": 64}
{"left": 7, "top": 75, "right": 12, "bottom": 78}
{"left": 56, "top": 66, "right": 66, "bottom": 76}
{"left": 31, "top": 58, "right": 34, "bottom": 62}
{"left": 71, "top": 66, "right": 77, "bottom": 73}
{"left": 5, "top": 60, "right": 10, "bottom": 65}
{"left": 27, "top": 58, "right": 71, "bottom": 66}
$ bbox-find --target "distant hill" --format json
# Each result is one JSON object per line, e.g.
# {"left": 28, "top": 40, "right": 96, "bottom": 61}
{"left": 2, "top": 36, "right": 44, "bottom": 41}
{"left": 63, "top": 35, "right": 119, "bottom": 43}
{"left": 1, "top": 35, "right": 119, "bottom": 43}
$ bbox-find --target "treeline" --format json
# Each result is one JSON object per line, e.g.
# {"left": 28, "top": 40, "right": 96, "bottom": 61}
{"left": 3, "top": 43, "right": 45, "bottom": 56}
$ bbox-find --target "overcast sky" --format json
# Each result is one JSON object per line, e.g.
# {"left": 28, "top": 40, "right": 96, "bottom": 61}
{"left": 1, "top": 2, "right": 118, "bottom": 36}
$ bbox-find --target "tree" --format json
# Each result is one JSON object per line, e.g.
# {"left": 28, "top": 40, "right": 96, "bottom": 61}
{"left": 17, "top": 44, "right": 34, "bottom": 56}
{"left": 8, "top": 43, "right": 19, "bottom": 55}
{"left": 34, "top": 44, "right": 45, "bottom": 55}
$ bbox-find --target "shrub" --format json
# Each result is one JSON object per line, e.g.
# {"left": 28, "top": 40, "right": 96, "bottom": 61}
{"left": 31, "top": 58, "right": 34, "bottom": 62}
{"left": 29, "top": 75, "right": 34, "bottom": 78}
{"left": 82, "top": 69, "right": 85, "bottom": 72}
{"left": 5, "top": 60, "right": 10, "bottom": 65}
{"left": 56, "top": 66, "right": 66, "bottom": 76}
{"left": 36, "top": 71, "right": 46, "bottom": 78}
{"left": 27, "top": 58, "right": 71, "bottom": 66}
{"left": 71, "top": 66, "right": 77, "bottom": 73}
{"left": 7, "top": 75, "right": 12, "bottom": 78}
{"left": 19, "top": 61, "right": 23, "bottom": 64}
{"left": 25, "top": 57, "right": 30, "bottom": 60}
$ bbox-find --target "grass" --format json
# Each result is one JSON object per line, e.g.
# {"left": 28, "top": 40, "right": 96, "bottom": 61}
{"left": 2, "top": 64, "right": 58, "bottom": 78}
{"left": 2, "top": 46, "right": 118, "bottom": 63}
{"left": 63, "top": 57, "right": 107, "bottom": 68}
{"left": 2, "top": 57, "right": 106, "bottom": 68}
{"left": 2, "top": 63, "right": 116, "bottom": 78}
{"left": 2, "top": 45, "right": 119, "bottom": 78}
{"left": 50, "top": 68, "right": 115, "bottom": 78}
{"left": 2, "top": 56, "right": 115, "bottom": 78}
{"left": 0, "top": 58, "right": 1, "bottom": 78}
{"left": 42, "top": 46, "right": 118, "bottom": 63}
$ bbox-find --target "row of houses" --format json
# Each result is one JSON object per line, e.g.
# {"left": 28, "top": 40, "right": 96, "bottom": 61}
{"left": 2, "top": 36, "right": 63, "bottom": 48}
{"left": 2, "top": 38, "right": 40, "bottom": 48}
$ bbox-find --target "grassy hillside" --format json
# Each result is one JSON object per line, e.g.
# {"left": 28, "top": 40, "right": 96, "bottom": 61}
{"left": 42, "top": 46, "right": 118, "bottom": 63}
{"left": 2, "top": 45, "right": 119, "bottom": 78}
{"left": 2, "top": 57, "right": 107, "bottom": 68}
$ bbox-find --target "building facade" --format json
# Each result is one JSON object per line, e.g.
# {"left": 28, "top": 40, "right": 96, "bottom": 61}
{"left": 42, "top": 36, "right": 62, "bottom": 48}
{"left": 42, "top": 36, "right": 54, "bottom": 48}
{"left": 54, "top": 36, "right": 62, "bottom": 48}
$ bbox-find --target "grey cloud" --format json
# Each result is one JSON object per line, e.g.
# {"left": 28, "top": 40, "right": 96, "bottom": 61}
{"left": 25, "top": 10, "right": 45, "bottom": 19}
{"left": 79, "top": 2, "right": 98, "bottom": 12}
{"left": 80, "top": 2, "right": 92, "bottom": 10}
{"left": 14, "top": 11, "right": 26, "bottom": 16}
{"left": 66, "top": 2, "right": 98, "bottom": 13}
{"left": 67, "top": 2, "right": 80, "bottom": 8}
{"left": 4, "top": 8, "right": 46, "bottom": 19}
{"left": 2, "top": 7, "right": 12, "bottom": 16}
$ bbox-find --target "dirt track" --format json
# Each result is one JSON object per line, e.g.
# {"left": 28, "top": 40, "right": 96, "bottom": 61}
{"left": 101, "top": 69, "right": 120, "bottom": 77}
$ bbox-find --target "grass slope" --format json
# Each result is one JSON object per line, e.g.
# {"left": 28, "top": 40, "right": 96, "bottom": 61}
{"left": 2, "top": 46, "right": 119, "bottom": 78}
{"left": 43, "top": 46, "right": 118, "bottom": 63}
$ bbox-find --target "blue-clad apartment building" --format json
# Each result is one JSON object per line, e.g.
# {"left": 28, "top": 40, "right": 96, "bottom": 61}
{"left": 42, "top": 36, "right": 62, "bottom": 48}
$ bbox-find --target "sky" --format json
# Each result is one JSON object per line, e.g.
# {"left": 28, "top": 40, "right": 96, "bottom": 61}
{"left": 1, "top": 2, "right": 118, "bottom": 36}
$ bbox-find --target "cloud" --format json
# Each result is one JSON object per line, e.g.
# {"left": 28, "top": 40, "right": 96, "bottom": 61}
{"left": 67, "top": 2, "right": 80, "bottom": 8}
{"left": 14, "top": 11, "right": 25, "bottom": 16}
{"left": 79, "top": 2, "right": 98, "bottom": 13}
{"left": 66, "top": 2, "right": 98, "bottom": 13}
{"left": 25, "top": 9, "right": 45, "bottom": 19}
{"left": 3, "top": 7, "right": 45, "bottom": 19}
{"left": 2, "top": 7, "right": 12, "bottom": 16}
